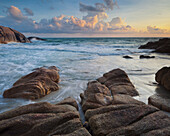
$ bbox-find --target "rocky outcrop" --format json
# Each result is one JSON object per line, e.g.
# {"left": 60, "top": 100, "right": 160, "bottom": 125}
{"left": 139, "top": 38, "right": 170, "bottom": 53}
{"left": 3, "top": 66, "right": 60, "bottom": 100}
{"left": 155, "top": 66, "right": 170, "bottom": 91}
{"left": 0, "top": 26, "right": 30, "bottom": 44}
{"left": 97, "top": 68, "right": 139, "bottom": 96}
{"left": 80, "top": 68, "right": 170, "bottom": 136}
{"left": 0, "top": 97, "right": 91, "bottom": 136}
{"left": 148, "top": 94, "right": 170, "bottom": 112}
{"left": 28, "top": 37, "right": 47, "bottom": 41}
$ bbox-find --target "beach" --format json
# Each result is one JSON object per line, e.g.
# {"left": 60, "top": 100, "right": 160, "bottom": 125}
{"left": 0, "top": 38, "right": 170, "bottom": 113}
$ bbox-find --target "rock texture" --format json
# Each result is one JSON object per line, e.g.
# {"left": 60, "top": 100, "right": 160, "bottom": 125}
{"left": 80, "top": 68, "right": 170, "bottom": 136}
{"left": 0, "top": 26, "right": 30, "bottom": 44}
{"left": 148, "top": 94, "right": 170, "bottom": 112}
{"left": 0, "top": 97, "right": 91, "bottom": 136}
{"left": 97, "top": 68, "right": 139, "bottom": 96}
{"left": 3, "top": 66, "right": 60, "bottom": 100}
{"left": 155, "top": 66, "right": 170, "bottom": 91}
{"left": 139, "top": 38, "right": 170, "bottom": 53}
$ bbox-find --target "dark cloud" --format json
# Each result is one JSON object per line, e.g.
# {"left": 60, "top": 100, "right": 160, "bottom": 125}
{"left": 104, "top": 0, "right": 119, "bottom": 10}
{"left": 24, "top": 8, "right": 34, "bottom": 16}
{"left": 79, "top": 2, "right": 104, "bottom": 13}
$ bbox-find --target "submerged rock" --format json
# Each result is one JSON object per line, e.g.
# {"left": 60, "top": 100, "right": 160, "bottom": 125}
{"left": 139, "top": 55, "right": 155, "bottom": 59}
{"left": 155, "top": 66, "right": 170, "bottom": 91}
{"left": 0, "top": 97, "right": 91, "bottom": 136}
{"left": 28, "top": 36, "right": 47, "bottom": 41}
{"left": 0, "top": 26, "right": 30, "bottom": 44}
{"left": 148, "top": 94, "right": 170, "bottom": 112}
{"left": 123, "top": 55, "right": 133, "bottom": 59}
{"left": 139, "top": 38, "right": 170, "bottom": 53}
{"left": 3, "top": 66, "right": 60, "bottom": 100}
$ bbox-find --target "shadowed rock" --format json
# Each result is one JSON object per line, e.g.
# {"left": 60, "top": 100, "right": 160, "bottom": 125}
{"left": 155, "top": 67, "right": 170, "bottom": 91}
{"left": 140, "top": 55, "right": 155, "bottom": 59}
{"left": 28, "top": 36, "right": 47, "bottom": 41}
{"left": 0, "top": 97, "right": 91, "bottom": 136}
{"left": 123, "top": 55, "right": 133, "bottom": 59}
{"left": 139, "top": 38, "right": 170, "bottom": 53}
{"left": 0, "top": 26, "right": 30, "bottom": 44}
{"left": 3, "top": 66, "right": 60, "bottom": 100}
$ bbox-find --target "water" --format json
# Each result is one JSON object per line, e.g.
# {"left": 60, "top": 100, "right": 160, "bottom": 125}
{"left": 0, "top": 38, "right": 170, "bottom": 113}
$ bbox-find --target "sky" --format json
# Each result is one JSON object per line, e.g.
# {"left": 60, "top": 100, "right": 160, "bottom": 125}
{"left": 0, "top": 0, "right": 170, "bottom": 37}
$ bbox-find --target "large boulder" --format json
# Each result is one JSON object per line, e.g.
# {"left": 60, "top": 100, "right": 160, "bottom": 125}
{"left": 97, "top": 68, "right": 139, "bottom": 96}
{"left": 155, "top": 67, "right": 170, "bottom": 91}
{"left": 0, "top": 26, "right": 30, "bottom": 44}
{"left": 139, "top": 38, "right": 170, "bottom": 53}
{"left": 80, "top": 68, "right": 170, "bottom": 136}
{"left": 0, "top": 97, "right": 91, "bottom": 136}
{"left": 3, "top": 66, "right": 60, "bottom": 100}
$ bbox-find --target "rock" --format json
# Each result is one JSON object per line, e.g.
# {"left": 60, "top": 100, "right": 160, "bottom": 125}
{"left": 123, "top": 55, "right": 133, "bottom": 59}
{"left": 80, "top": 81, "right": 113, "bottom": 112}
{"left": 0, "top": 97, "right": 91, "bottom": 136}
{"left": 53, "top": 128, "right": 91, "bottom": 136}
{"left": 0, "top": 26, "right": 30, "bottom": 44}
{"left": 3, "top": 66, "right": 60, "bottom": 100}
{"left": 139, "top": 38, "right": 170, "bottom": 53}
{"left": 56, "top": 97, "right": 78, "bottom": 110}
{"left": 28, "top": 36, "right": 47, "bottom": 41}
{"left": 112, "top": 94, "right": 145, "bottom": 105}
{"left": 140, "top": 55, "right": 155, "bottom": 59}
{"left": 148, "top": 94, "right": 170, "bottom": 112}
{"left": 155, "top": 67, "right": 170, "bottom": 91}
{"left": 88, "top": 104, "right": 159, "bottom": 135}
{"left": 87, "top": 104, "right": 170, "bottom": 136}
{"left": 80, "top": 69, "right": 170, "bottom": 136}
{"left": 97, "top": 68, "right": 139, "bottom": 96}
{"left": 107, "top": 111, "right": 170, "bottom": 136}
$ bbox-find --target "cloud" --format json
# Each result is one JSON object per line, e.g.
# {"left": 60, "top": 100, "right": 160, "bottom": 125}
{"left": 24, "top": 8, "right": 34, "bottom": 16}
{"left": 80, "top": 2, "right": 105, "bottom": 13}
{"left": 7, "top": 6, "right": 26, "bottom": 21}
{"left": 0, "top": 5, "right": 135, "bottom": 34}
{"left": 1, "top": 5, "right": 168, "bottom": 36}
{"left": 147, "top": 26, "right": 166, "bottom": 34}
{"left": 104, "top": 0, "right": 119, "bottom": 10}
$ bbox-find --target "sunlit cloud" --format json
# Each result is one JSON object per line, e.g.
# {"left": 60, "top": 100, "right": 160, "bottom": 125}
{"left": 147, "top": 26, "right": 167, "bottom": 34}
{"left": 0, "top": 2, "right": 169, "bottom": 37}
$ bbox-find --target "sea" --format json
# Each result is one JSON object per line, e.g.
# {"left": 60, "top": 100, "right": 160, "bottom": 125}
{"left": 0, "top": 37, "right": 170, "bottom": 113}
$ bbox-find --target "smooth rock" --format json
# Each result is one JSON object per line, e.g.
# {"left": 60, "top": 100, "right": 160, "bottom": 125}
{"left": 148, "top": 94, "right": 170, "bottom": 112}
{"left": 3, "top": 66, "right": 60, "bottom": 100}
{"left": 155, "top": 67, "right": 170, "bottom": 91}
{"left": 0, "top": 26, "right": 30, "bottom": 43}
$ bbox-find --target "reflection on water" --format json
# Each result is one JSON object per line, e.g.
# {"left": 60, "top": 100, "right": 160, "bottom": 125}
{"left": 0, "top": 38, "right": 169, "bottom": 113}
